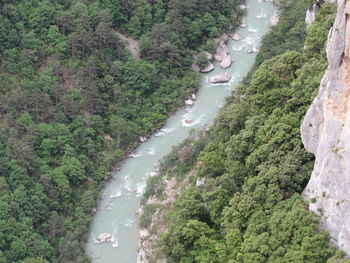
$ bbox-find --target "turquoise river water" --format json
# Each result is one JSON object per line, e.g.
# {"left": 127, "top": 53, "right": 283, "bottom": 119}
{"left": 87, "top": 1, "right": 276, "bottom": 262}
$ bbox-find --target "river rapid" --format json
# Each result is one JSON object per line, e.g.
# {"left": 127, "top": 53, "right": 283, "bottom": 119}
{"left": 87, "top": 1, "right": 276, "bottom": 262}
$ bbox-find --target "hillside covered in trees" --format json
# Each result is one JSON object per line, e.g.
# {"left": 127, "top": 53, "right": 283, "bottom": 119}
{"left": 0, "top": 0, "right": 244, "bottom": 262}
{"left": 140, "top": 1, "right": 350, "bottom": 262}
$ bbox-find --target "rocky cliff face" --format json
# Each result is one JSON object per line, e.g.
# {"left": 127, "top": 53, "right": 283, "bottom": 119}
{"left": 301, "top": 0, "right": 350, "bottom": 255}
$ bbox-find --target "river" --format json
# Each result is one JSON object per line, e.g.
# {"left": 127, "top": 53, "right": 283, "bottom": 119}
{"left": 87, "top": 1, "right": 276, "bottom": 262}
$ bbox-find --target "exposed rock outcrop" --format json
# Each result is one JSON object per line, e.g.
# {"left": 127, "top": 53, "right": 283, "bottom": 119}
{"left": 140, "top": 136, "right": 148, "bottom": 143}
{"left": 270, "top": 10, "right": 280, "bottom": 26}
{"left": 214, "top": 41, "right": 229, "bottom": 62}
{"left": 185, "top": 98, "right": 194, "bottom": 106}
{"left": 232, "top": 33, "right": 242, "bottom": 41}
{"left": 301, "top": 0, "right": 350, "bottom": 255}
{"left": 305, "top": 0, "right": 337, "bottom": 26}
{"left": 220, "top": 55, "right": 233, "bottom": 69}
{"left": 95, "top": 233, "right": 112, "bottom": 243}
{"left": 209, "top": 72, "right": 231, "bottom": 83}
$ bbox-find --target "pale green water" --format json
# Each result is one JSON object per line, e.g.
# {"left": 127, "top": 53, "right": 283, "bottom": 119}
{"left": 87, "top": 1, "right": 276, "bottom": 262}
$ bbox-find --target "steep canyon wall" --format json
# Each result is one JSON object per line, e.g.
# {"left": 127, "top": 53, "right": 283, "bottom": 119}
{"left": 302, "top": 0, "right": 350, "bottom": 255}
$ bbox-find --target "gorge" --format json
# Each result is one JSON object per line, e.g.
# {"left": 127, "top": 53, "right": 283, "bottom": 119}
{"left": 87, "top": 1, "right": 276, "bottom": 262}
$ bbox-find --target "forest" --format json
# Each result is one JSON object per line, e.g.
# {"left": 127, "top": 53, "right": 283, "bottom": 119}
{"left": 0, "top": 0, "right": 244, "bottom": 262}
{"left": 140, "top": 1, "right": 350, "bottom": 262}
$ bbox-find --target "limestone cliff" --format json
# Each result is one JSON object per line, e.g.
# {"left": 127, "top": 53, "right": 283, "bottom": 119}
{"left": 301, "top": 0, "right": 350, "bottom": 255}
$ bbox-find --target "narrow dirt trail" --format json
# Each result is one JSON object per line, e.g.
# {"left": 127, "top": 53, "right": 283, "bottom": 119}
{"left": 116, "top": 32, "right": 140, "bottom": 58}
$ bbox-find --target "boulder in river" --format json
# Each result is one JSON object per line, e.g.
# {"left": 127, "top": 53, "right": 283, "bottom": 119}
{"left": 214, "top": 54, "right": 225, "bottom": 62}
{"left": 220, "top": 55, "right": 233, "bottom": 69}
{"left": 96, "top": 233, "right": 112, "bottom": 243}
{"left": 209, "top": 72, "right": 231, "bottom": 84}
{"left": 185, "top": 98, "right": 194, "bottom": 106}
{"left": 232, "top": 33, "right": 241, "bottom": 41}
{"left": 239, "top": 3, "right": 248, "bottom": 9}
{"left": 191, "top": 93, "right": 197, "bottom": 100}
{"left": 184, "top": 119, "right": 193, "bottom": 125}
{"left": 200, "top": 62, "right": 214, "bottom": 73}
{"left": 215, "top": 41, "right": 229, "bottom": 59}
{"left": 140, "top": 136, "right": 147, "bottom": 143}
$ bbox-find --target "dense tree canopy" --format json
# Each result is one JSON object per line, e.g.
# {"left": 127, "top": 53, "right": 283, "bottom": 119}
{"left": 0, "top": 0, "right": 243, "bottom": 262}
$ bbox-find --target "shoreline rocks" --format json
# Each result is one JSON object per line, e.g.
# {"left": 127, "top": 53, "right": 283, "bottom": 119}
{"left": 232, "top": 33, "right": 241, "bottom": 41}
{"left": 220, "top": 55, "right": 233, "bottom": 69}
{"left": 270, "top": 9, "right": 280, "bottom": 26}
{"left": 209, "top": 72, "right": 231, "bottom": 84}
{"left": 185, "top": 98, "right": 194, "bottom": 106}
{"left": 214, "top": 54, "right": 225, "bottom": 62}
{"left": 140, "top": 136, "right": 147, "bottom": 143}
{"left": 239, "top": 3, "right": 248, "bottom": 9}
{"left": 215, "top": 41, "right": 229, "bottom": 60}
{"left": 200, "top": 62, "right": 215, "bottom": 73}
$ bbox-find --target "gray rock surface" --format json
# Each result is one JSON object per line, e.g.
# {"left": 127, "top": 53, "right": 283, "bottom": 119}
{"left": 301, "top": 0, "right": 350, "bottom": 255}
{"left": 95, "top": 233, "right": 112, "bottom": 243}
{"left": 214, "top": 54, "right": 225, "bottom": 62}
{"left": 209, "top": 72, "right": 231, "bottom": 83}
{"left": 185, "top": 98, "right": 194, "bottom": 106}
{"left": 214, "top": 41, "right": 229, "bottom": 61}
{"left": 305, "top": 0, "right": 337, "bottom": 26}
{"left": 270, "top": 10, "right": 280, "bottom": 26}
{"left": 220, "top": 55, "right": 233, "bottom": 69}
{"left": 232, "top": 33, "right": 241, "bottom": 41}
{"left": 305, "top": 4, "right": 320, "bottom": 26}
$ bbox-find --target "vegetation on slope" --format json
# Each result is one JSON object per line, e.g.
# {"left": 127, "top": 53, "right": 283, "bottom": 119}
{"left": 0, "top": 0, "right": 244, "bottom": 262}
{"left": 142, "top": 2, "right": 350, "bottom": 262}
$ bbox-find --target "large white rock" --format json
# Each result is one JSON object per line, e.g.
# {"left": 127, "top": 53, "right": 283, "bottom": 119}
{"left": 96, "top": 233, "right": 112, "bottom": 243}
{"left": 209, "top": 72, "right": 231, "bottom": 84}
{"left": 301, "top": 0, "right": 350, "bottom": 256}
{"left": 220, "top": 55, "right": 233, "bottom": 69}
{"left": 140, "top": 136, "right": 148, "bottom": 143}
{"left": 185, "top": 99, "right": 194, "bottom": 106}
{"left": 270, "top": 10, "right": 280, "bottom": 26}
{"left": 214, "top": 41, "right": 229, "bottom": 61}
{"left": 232, "top": 33, "right": 241, "bottom": 41}
{"left": 214, "top": 55, "right": 225, "bottom": 62}
{"left": 305, "top": 4, "right": 320, "bottom": 26}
